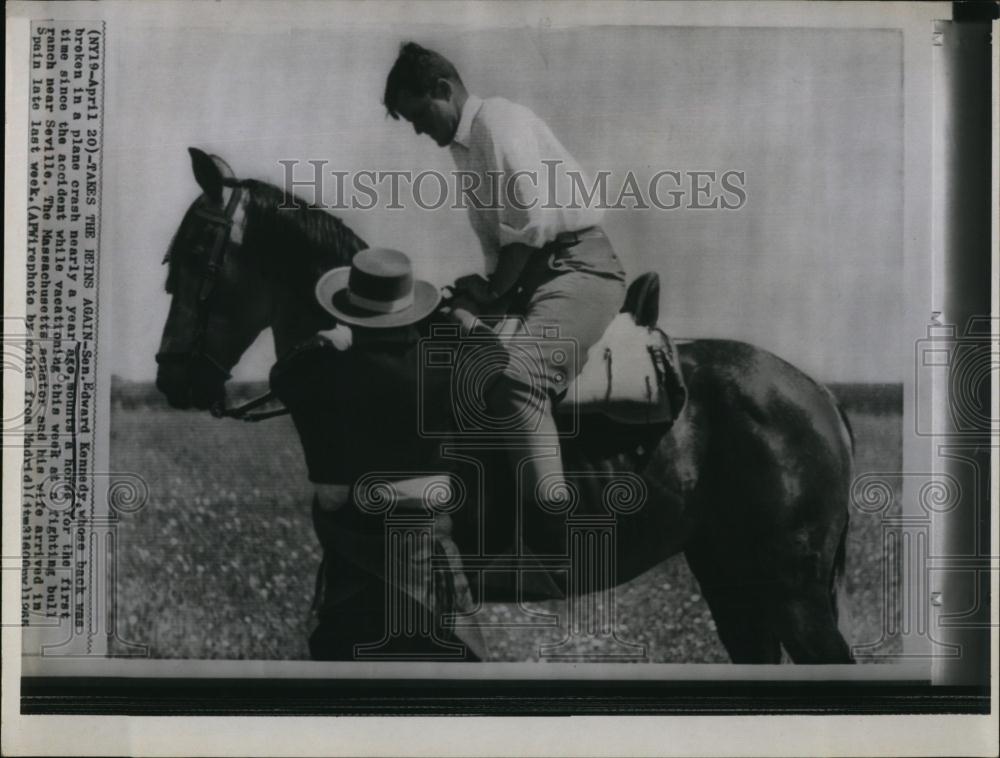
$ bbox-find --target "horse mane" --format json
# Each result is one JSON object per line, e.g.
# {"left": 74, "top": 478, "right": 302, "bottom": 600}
{"left": 240, "top": 179, "right": 368, "bottom": 282}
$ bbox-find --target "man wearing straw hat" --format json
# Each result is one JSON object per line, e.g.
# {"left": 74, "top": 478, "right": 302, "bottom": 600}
{"left": 383, "top": 42, "right": 627, "bottom": 513}
{"left": 280, "top": 247, "right": 484, "bottom": 660}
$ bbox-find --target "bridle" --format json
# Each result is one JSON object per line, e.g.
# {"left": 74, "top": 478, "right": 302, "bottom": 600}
{"left": 156, "top": 180, "right": 287, "bottom": 423}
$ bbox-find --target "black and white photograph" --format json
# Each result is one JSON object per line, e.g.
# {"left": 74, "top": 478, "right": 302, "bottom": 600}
{"left": 3, "top": 0, "right": 996, "bottom": 755}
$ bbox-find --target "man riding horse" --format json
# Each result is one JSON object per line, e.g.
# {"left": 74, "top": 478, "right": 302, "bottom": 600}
{"left": 383, "top": 41, "right": 629, "bottom": 515}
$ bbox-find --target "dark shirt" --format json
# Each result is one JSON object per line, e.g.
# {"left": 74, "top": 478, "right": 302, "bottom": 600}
{"left": 270, "top": 327, "right": 451, "bottom": 485}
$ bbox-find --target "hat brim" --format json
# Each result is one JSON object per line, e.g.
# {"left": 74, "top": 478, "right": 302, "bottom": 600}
{"left": 314, "top": 267, "right": 442, "bottom": 329}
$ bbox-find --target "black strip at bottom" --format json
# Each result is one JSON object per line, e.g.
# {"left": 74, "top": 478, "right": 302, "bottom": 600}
{"left": 20, "top": 678, "right": 990, "bottom": 716}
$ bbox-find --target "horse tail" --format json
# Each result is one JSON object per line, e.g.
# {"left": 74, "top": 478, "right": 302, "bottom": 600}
{"left": 835, "top": 401, "right": 855, "bottom": 457}
{"left": 829, "top": 394, "right": 854, "bottom": 651}
{"left": 830, "top": 514, "right": 847, "bottom": 613}
{"left": 830, "top": 504, "right": 854, "bottom": 656}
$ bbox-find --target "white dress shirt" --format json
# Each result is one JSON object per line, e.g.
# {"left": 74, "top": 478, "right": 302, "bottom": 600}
{"left": 449, "top": 95, "right": 604, "bottom": 274}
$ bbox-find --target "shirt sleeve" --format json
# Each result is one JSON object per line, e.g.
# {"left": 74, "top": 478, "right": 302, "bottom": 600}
{"left": 488, "top": 105, "right": 565, "bottom": 250}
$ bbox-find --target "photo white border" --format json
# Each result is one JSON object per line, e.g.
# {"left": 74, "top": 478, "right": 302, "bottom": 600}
{"left": 3, "top": 1, "right": 997, "bottom": 755}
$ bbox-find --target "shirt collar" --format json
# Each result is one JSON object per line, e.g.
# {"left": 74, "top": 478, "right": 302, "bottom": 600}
{"left": 450, "top": 95, "right": 483, "bottom": 149}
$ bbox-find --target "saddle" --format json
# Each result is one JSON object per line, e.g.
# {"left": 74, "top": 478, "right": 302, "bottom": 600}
{"left": 559, "top": 272, "right": 687, "bottom": 426}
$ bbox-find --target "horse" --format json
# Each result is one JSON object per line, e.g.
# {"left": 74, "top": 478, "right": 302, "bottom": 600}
{"left": 156, "top": 148, "right": 855, "bottom": 663}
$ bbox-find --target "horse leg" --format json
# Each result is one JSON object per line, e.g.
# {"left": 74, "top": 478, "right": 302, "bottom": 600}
{"left": 683, "top": 537, "right": 782, "bottom": 663}
{"left": 773, "top": 587, "right": 854, "bottom": 663}
{"left": 773, "top": 524, "right": 854, "bottom": 664}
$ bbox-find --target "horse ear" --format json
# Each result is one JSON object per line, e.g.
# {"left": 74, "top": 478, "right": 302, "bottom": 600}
{"left": 211, "top": 154, "right": 236, "bottom": 181}
{"left": 188, "top": 147, "right": 224, "bottom": 202}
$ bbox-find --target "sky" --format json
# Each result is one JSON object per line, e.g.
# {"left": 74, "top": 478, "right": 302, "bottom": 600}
{"left": 101, "top": 11, "right": 905, "bottom": 382}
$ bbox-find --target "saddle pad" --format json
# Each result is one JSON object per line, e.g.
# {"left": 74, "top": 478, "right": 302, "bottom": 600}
{"left": 560, "top": 312, "right": 687, "bottom": 425}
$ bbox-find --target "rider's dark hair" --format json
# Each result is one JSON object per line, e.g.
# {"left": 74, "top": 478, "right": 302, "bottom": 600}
{"left": 383, "top": 42, "right": 463, "bottom": 119}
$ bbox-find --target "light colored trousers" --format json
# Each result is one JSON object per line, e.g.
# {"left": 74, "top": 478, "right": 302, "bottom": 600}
{"left": 486, "top": 232, "right": 627, "bottom": 508}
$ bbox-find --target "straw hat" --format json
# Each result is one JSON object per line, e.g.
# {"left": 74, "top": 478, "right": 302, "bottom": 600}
{"left": 314, "top": 248, "right": 441, "bottom": 328}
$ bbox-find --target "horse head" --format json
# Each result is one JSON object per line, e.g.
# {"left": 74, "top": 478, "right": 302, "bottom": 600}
{"left": 156, "top": 147, "right": 366, "bottom": 410}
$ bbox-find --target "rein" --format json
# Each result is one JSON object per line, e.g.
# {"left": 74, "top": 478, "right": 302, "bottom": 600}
{"left": 212, "top": 388, "right": 289, "bottom": 423}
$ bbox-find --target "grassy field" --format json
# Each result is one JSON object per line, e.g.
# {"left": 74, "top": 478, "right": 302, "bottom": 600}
{"left": 111, "top": 384, "right": 901, "bottom": 662}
